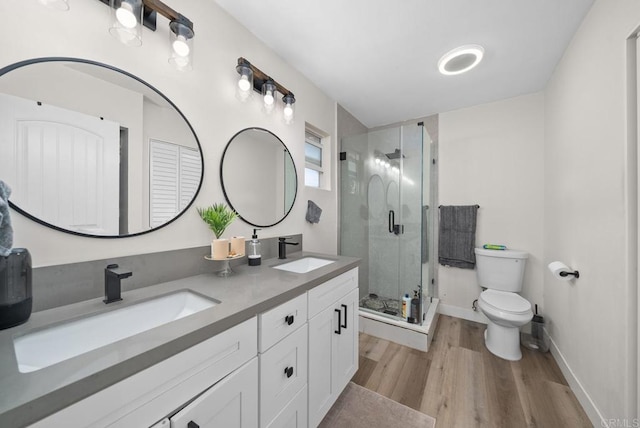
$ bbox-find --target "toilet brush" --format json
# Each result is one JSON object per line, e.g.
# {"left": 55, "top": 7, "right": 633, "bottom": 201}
{"left": 531, "top": 304, "right": 544, "bottom": 340}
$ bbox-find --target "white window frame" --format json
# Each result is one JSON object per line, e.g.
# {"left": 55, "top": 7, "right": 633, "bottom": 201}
{"left": 305, "top": 128, "right": 325, "bottom": 188}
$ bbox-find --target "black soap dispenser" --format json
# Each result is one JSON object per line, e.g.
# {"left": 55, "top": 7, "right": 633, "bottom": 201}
{"left": 248, "top": 229, "right": 262, "bottom": 266}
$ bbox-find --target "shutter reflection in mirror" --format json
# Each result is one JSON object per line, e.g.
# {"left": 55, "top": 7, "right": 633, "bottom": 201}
{"left": 149, "top": 139, "right": 201, "bottom": 228}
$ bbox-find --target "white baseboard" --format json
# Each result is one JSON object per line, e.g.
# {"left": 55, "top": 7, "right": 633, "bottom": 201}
{"left": 437, "top": 302, "right": 488, "bottom": 324}
{"left": 547, "top": 331, "right": 604, "bottom": 427}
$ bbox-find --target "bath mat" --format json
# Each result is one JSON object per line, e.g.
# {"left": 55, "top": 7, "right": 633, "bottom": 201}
{"left": 318, "top": 382, "right": 436, "bottom": 428}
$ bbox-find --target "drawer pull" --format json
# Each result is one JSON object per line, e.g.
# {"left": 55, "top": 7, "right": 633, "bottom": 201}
{"left": 334, "top": 308, "right": 342, "bottom": 334}
{"left": 285, "top": 314, "right": 295, "bottom": 325}
{"left": 284, "top": 366, "right": 294, "bottom": 378}
{"left": 341, "top": 304, "right": 348, "bottom": 329}
{"left": 188, "top": 422, "right": 200, "bottom": 428}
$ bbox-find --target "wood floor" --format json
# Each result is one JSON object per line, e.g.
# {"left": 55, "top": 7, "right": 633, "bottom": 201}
{"left": 353, "top": 315, "right": 592, "bottom": 428}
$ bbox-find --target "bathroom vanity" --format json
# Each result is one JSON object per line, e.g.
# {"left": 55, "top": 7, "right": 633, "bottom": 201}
{"left": 0, "top": 252, "right": 359, "bottom": 428}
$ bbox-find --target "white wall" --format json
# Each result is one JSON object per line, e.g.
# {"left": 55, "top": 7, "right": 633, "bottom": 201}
{"left": 544, "top": 0, "right": 640, "bottom": 421}
{"left": 438, "top": 93, "right": 545, "bottom": 316}
{"left": 1, "top": 0, "right": 337, "bottom": 266}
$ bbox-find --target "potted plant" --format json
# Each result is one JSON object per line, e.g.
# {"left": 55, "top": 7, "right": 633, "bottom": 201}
{"left": 197, "top": 203, "right": 238, "bottom": 239}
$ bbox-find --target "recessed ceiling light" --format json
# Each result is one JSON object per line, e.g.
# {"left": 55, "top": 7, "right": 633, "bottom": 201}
{"left": 438, "top": 45, "right": 484, "bottom": 76}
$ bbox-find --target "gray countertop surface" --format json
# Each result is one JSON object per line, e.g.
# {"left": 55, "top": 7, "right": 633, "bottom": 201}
{"left": 0, "top": 252, "right": 360, "bottom": 427}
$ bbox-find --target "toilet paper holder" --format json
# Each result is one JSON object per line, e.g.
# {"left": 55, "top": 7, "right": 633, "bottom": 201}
{"left": 548, "top": 261, "right": 580, "bottom": 280}
{"left": 559, "top": 270, "right": 579, "bottom": 279}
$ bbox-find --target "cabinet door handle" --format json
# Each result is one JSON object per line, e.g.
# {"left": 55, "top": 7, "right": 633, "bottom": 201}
{"left": 285, "top": 314, "right": 294, "bottom": 325}
{"left": 188, "top": 422, "right": 200, "bottom": 428}
{"left": 341, "top": 304, "right": 348, "bottom": 329}
{"left": 334, "top": 308, "right": 342, "bottom": 334}
{"left": 284, "top": 366, "right": 294, "bottom": 378}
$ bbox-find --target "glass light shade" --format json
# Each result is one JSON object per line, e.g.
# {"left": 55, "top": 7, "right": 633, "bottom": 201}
{"left": 39, "top": 0, "right": 70, "bottom": 11}
{"left": 169, "top": 19, "right": 194, "bottom": 71}
{"left": 262, "top": 80, "right": 276, "bottom": 113}
{"left": 109, "top": 0, "right": 143, "bottom": 47}
{"left": 282, "top": 93, "right": 295, "bottom": 124}
{"left": 236, "top": 63, "right": 254, "bottom": 101}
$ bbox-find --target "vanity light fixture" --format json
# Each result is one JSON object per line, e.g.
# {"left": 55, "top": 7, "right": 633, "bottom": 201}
{"left": 101, "top": 0, "right": 195, "bottom": 70}
{"left": 438, "top": 44, "right": 484, "bottom": 76}
{"left": 236, "top": 57, "right": 296, "bottom": 124}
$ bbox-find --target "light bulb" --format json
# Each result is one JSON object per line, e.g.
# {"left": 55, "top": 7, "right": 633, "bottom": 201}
{"left": 238, "top": 75, "right": 251, "bottom": 92}
{"left": 172, "top": 35, "right": 190, "bottom": 57}
{"left": 116, "top": 4, "right": 137, "bottom": 29}
{"left": 375, "top": 158, "right": 381, "bottom": 164}
{"left": 284, "top": 104, "right": 293, "bottom": 117}
{"left": 264, "top": 92, "right": 274, "bottom": 105}
{"left": 385, "top": 161, "right": 390, "bottom": 168}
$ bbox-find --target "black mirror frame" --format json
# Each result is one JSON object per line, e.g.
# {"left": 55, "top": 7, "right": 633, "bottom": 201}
{"left": 220, "top": 127, "right": 297, "bottom": 228}
{"left": 0, "top": 57, "right": 205, "bottom": 239}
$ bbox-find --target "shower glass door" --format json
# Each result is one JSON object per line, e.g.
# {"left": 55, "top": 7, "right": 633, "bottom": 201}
{"left": 340, "top": 123, "right": 432, "bottom": 325}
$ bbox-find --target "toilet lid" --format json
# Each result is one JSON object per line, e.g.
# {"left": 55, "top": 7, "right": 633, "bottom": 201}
{"left": 480, "top": 290, "right": 531, "bottom": 314}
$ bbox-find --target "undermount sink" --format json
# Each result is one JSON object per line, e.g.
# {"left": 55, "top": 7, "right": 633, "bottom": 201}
{"left": 13, "top": 290, "right": 218, "bottom": 373}
{"left": 272, "top": 257, "right": 335, "bottom": 274}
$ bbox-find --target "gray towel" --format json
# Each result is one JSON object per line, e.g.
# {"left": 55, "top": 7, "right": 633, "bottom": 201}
{"left": 0, "top": 180, "right": 13, "bottom": 257}
{"left": 438, "top": 205, "right": 478, "bottom": 269}
{"left": 306, "top": 200, "right": 322, "bottom": 224}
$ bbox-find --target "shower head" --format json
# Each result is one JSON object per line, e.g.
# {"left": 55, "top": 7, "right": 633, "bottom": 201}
{"left": 385, "top": 148, "right": 404, "bottom": 160}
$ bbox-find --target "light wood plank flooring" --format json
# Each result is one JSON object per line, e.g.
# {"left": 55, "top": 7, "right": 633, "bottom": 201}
{"left": 353, "top": 315, "right": 592, "bottom": 428}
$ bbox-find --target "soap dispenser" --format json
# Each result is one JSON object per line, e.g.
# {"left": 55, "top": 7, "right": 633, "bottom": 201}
{"left": 248, "top": 229, "right": 262, "bottom": 266}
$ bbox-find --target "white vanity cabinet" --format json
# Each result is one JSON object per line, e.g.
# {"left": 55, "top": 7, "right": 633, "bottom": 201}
{"left": 258, "top": 293, "right": 309, "bottom": 428}
{"left": 307, "top": 269, "right": 358, "bottom": 428}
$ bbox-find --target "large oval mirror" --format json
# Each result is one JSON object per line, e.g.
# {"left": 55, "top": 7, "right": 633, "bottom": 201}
{"left": 221, "top": 128, "right": 297, "bottom": 227}
{"left": 0, "top": 58, "right": 203, "bottom": 238}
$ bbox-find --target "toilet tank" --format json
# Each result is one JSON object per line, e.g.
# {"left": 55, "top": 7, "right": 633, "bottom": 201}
{"left": 474, "top": 248, "right": 528, "bottom": 292}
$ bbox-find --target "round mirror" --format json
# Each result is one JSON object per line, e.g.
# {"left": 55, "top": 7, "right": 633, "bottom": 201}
{"left": 0, "top": 58, "right": 203, "bottom": 238}
{"left": 221, "top": 128, "right": 297, "bottom": 227}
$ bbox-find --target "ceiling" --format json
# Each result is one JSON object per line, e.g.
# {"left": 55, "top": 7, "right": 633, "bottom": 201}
{"left": 215, "top": 0, "right": 595, "bottom": 128}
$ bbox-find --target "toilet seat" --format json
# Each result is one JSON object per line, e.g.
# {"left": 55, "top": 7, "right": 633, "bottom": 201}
{"left": 479, "top": 289, "right": 531, "bottom": 315}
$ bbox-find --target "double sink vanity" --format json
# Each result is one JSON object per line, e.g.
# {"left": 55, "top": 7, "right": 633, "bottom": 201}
{"left": 0, "top": 253, "right": 360, "bottom": 427}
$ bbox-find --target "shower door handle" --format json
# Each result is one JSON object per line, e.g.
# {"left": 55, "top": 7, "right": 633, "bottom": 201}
{"left": 388, "top": 210, "right": 402, "bottom": 235}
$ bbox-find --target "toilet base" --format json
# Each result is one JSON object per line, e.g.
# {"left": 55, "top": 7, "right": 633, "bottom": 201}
{"left": 484, "top": 322, "right": 523, "bottom": 361}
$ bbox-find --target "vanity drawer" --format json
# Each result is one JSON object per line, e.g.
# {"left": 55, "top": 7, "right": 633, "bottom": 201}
{"left": 259, "top": 292, "right": 307, "bottom": 352}
{"left": 265, "top": 385, "right": 308, "bottom": 428}
{"left": 308, "top": 269, "right": 357, "bottom": 319}
{"left": 260, "top": 324, "right": 308, "bottom": 427}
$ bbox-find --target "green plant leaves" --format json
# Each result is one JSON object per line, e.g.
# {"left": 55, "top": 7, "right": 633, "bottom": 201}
{"left": 197, "top": 203, "right": 238, "bottom": 239}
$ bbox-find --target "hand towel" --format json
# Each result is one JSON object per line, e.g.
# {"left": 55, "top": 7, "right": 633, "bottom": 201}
{"left": 438, "top": 205, "right": 478, "bottom": 269}
{"left": 0, "top": 180, "right": 13, "bottom": 257}
{"left": 306, "top": 200, "right": 322, "bottom": 224}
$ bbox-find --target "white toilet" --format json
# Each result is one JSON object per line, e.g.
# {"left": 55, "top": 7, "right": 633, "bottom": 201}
{"left": 475, "top": 248, "right": 533, "bottom": 361}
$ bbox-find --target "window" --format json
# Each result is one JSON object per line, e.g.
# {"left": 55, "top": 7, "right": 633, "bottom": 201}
{"left": 305, "top": 130, "right": 323, "bottom": 188}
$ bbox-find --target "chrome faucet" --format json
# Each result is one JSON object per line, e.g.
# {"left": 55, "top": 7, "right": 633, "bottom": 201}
{"left": 278, "top": 237, "right": 299, "bottom": 259}
{"left": 104, "top": 264, "right": 132, "bottom": 304}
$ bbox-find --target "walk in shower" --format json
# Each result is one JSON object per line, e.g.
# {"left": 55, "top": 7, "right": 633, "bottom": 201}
{"left": 340, "top": 123, "right": 437, "bottom": 326}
